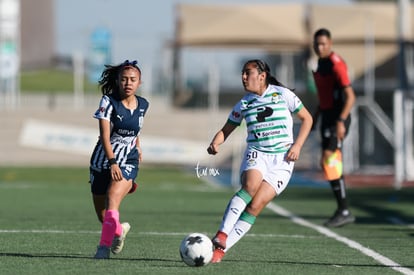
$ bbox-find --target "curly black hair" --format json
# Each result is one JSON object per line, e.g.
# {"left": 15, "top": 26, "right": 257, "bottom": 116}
{"left": 98, "top": 60, "right": 142, "bottom": 96}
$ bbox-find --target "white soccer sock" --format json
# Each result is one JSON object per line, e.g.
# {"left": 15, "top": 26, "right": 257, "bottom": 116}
{"left": 225, "top": 212, "right": 256, "bottom": 251}
{"left": 219, "top": 189, "right": 252, "bottom": 234}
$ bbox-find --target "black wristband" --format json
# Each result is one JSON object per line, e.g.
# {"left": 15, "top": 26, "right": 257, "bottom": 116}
{"left": 108, "top": 158, "right": 117, "bottom": 165}
{"left": 337, "top": 117, "right": 346, "bottom": 123}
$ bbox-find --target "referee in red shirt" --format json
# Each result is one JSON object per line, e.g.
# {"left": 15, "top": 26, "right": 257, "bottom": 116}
{"left": 312, "top": 28, "right": 356, "bottom": 227}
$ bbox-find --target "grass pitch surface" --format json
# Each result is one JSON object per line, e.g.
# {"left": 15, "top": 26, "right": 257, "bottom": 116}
{"left": 0, "top": 166, "right": 413, "bottom": 275}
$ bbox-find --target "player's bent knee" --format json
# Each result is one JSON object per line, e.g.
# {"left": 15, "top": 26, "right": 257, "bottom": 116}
{"left": 245, "top": 202, "right": 265, "bottom": 216}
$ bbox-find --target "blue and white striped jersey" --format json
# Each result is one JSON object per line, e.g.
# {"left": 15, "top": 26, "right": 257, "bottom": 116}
{"left": 228, "top": 84, "right": 303, "bottom": 154}
{"left": 90, "top": 94, "right": 149, "bottom": 170}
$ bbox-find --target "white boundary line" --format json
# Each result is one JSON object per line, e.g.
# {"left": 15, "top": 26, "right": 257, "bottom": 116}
{"left": 1, "top": 208, "right": 413, "bottom": 275}
{"left": 0, "top": 230, "right": 319, "bottom": 239}
{"left": 267, "top": 202, "right": 414, "bottom": 275}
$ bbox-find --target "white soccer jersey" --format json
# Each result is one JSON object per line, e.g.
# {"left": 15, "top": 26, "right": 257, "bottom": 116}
{"left": 228, "top": 85, "right": 303, "bottom": 154}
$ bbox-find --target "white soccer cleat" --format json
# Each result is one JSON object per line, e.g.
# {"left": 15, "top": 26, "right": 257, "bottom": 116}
{"left": 111, "top": 222, "right": 131, "bottom": 254}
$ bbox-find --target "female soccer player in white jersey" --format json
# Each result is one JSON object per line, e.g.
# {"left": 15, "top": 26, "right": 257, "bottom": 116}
{"left": 90, "top": 60, "right": 149, "bottom": 259}
{"left": 207, "top": 59, "right": 313, "bottom": 263}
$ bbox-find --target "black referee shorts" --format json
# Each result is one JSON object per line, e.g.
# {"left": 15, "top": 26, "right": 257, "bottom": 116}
{"left": 320, "top": 115, "right": 351, "bottom": 151}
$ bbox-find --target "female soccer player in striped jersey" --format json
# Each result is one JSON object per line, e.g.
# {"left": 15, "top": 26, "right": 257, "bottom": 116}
{"left": 207, "top": 59, "right": 313, "bottom": 263}
{"left": 90, "top": 60, "right": 149, "bottom": 259}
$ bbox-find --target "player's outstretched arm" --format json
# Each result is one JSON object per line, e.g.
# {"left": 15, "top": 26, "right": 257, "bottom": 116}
{"left": 286, "top": 106, "right": 313, "bottom": 162}
{"left": 207, "top": 122, "right": 237, "bottom": 155}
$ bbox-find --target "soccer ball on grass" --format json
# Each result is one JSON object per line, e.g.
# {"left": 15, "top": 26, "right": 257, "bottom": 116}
{"left": 179, "top": 232, "right": 213, "bottom": 266}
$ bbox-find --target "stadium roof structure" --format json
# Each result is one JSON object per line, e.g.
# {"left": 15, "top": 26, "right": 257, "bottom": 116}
{"left": 173, "top": 2, "right": 413, "bottom": 79}
{"left": 175, "top": 3, "right": 308, "bottom": 51}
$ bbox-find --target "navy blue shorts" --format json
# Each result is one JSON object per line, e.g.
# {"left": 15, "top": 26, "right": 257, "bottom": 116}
{"left": 89, "top": 165, "right": 138, "bottom": 195}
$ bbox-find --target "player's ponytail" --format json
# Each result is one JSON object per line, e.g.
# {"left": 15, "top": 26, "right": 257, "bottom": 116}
{"left": 99, "top": 65, "right": 119, "bottom": 95}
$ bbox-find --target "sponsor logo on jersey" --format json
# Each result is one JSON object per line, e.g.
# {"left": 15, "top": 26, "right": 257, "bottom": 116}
{"left": 113, "top": 137, "right": 131, "bottom": 145}
{"left": 117, "top": 129, "right": 135, "bottom": 136}
{"left": 261, "top": 130, "right": 281, "bottom": 137}
{"left": 252, "top": 129, "right": 281, "bottom": 139}
{"left": 232, "top": 111, "right": 240, "bottom": 118}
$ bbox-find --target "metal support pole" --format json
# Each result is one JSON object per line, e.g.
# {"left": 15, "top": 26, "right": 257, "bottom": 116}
{"left": 73, "top": 52, "right": 84, "bottom": 110}
{"left": 394, "top": 90, "right": 404, "bottom": 189}
{"left": 404, "top": 98, "right": 414, "bottom": 180}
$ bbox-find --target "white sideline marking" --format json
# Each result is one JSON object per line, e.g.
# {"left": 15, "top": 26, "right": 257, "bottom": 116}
{"left": 267, "top": 202, "right": 414, "bottom": 275}
{"left": 2, "top": 219, "right": 412, "bottom": 275}
{"left": 0, "top": 229, "right": 317, "bottom": 239}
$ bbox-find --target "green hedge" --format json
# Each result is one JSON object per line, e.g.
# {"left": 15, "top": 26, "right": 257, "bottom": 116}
{"left": 20, "top": 70, "right": 99, "bottom": 94}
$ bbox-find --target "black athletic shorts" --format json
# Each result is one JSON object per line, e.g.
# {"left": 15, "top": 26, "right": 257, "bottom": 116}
{"left": 320, "top": 110, "right": 351, "bottom": 151}
{"left": 89, "top": 166, "right": 138, "bottom": 195}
